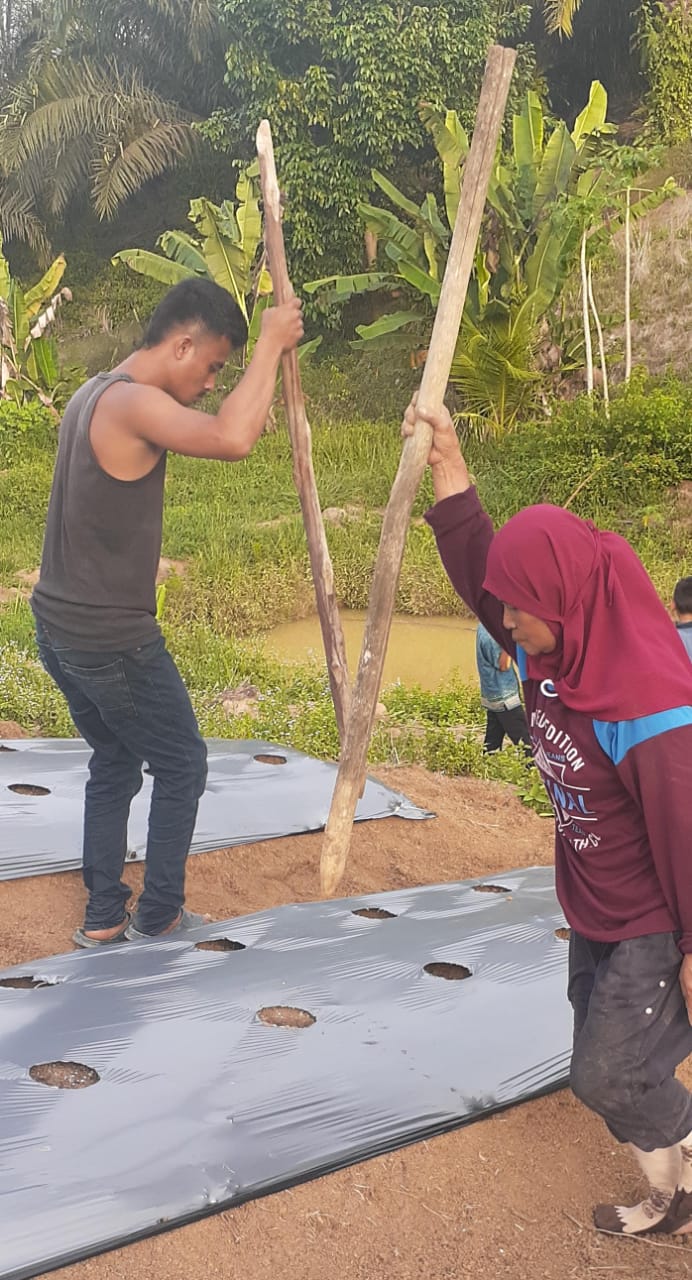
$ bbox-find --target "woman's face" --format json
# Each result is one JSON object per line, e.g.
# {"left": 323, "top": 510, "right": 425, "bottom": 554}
{"left": 501, "top": 604, "right": 557, "bottom": 656}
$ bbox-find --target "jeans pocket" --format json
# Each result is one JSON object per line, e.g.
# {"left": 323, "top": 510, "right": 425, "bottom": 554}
{"left": 59, "top": 657, "right": 137, "bottom": 717}
{"left": 130, "top": 636, "right": 166, "bottom": 666}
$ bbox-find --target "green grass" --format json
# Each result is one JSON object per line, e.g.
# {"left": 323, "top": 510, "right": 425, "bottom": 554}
{"left": 7, "top": 377, "right": 689, "bottom": 629}
{"left": 1, "top": 365, "right": 691, "bottom": 818}
{"left": 0, "top": 598, "right": 547, "bottom": 811}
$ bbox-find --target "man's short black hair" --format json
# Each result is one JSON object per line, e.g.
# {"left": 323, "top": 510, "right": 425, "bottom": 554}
{"left": 674, "top": 576, "right": 692, "bottom": 615}
{"left": 142, "top": 277, "right": 248, "bottom": 349}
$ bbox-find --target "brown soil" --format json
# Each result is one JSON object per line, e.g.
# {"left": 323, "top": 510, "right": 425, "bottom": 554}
{"left": 0, "top": 720, "right": 28, "bottom": 739}
{"left": 28, "top": 1061, "right": 100, "bottom": 1090}
{"left": 2, "top": 765, "right": 691, "bottom": 1279}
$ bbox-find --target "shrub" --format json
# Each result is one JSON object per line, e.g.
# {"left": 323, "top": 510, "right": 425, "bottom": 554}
{"left": 469, "top": 375, "right": 692, "bottom": 529}
{"left": 0, "top": 402, "right": 56, "bottom": 467}
{"left": 641, "top": 1, "right": 692, "bottom": 147}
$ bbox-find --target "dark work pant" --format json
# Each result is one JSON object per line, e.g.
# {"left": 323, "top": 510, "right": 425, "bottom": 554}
{"left": 568, "top": 930, "right": 692, "bottom": 1151}
{"left": 35, "top": 620, "right": 207, "bottom": 934}
{"left": 483, "top": 704, "right": 532, "bottom": 754}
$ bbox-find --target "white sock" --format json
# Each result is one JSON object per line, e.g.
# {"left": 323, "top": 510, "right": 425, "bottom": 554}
{"left": 658, "top": 1126, "right": 692, "bottom": 1236}
{"left": 594, "top": 1143, "right": 681, "bottom": 1235}
{"left": 679, "top": 1127, "right": 692, "bottom": 1193}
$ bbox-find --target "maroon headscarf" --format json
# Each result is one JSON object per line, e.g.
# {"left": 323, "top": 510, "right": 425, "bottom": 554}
{"left": 483, "top": 504, "right": 692, "bottom": 721}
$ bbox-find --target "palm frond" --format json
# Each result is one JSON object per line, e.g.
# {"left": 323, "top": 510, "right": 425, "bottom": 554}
{"left": 2, "top": 55, "right": 199, "bottom": 219}
{"left": 542, "top": 0, "right": 584, "bottom": 38}
{"left": 49, "top": 135, "right": 94, "bottom": 216}
{"left": 92, "top": 119, "right": 197, "bottom": 219}
{"left": 0, "top": 180, "right": 51, "bottom": 261}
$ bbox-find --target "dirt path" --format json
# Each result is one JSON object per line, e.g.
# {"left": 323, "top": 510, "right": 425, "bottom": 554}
{"left": 3, "top": 766, "right": 691, "bottom": 1279}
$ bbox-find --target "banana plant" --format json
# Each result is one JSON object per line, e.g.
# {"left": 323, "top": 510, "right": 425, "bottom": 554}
{"left": 0, "top": 236, "right": 74, "bottom": 408}
{"left": 114, "top": 164, "right": 320, "bottom": 364}
{"left": 305, "top": 82, "right": 677, "bottom": 434}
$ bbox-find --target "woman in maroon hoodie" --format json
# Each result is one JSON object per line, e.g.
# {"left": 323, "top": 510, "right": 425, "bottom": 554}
{"left": 405, "top": 399, "right": 692, "bottom": 1237}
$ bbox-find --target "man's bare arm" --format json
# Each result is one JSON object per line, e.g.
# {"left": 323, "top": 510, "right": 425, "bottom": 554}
{"left": 118, "top": 301, "right": 303, "bottom": 461}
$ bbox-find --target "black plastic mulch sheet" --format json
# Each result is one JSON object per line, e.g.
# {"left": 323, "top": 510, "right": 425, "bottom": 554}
{"left": 0, "top": 866, "right": 572, "bottom": 1280}
{"left": 0, "top": 738, "right": 431, "bottom": 880}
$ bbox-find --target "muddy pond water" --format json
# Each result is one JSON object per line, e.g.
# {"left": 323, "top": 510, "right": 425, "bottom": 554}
{"left": 265, "top": 611, "right": 479, "bottom": 691}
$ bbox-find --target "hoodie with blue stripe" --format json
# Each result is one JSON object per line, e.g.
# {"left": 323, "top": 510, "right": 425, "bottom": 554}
{"left": 426, "top": 488, "right": 692, "bottom": 953}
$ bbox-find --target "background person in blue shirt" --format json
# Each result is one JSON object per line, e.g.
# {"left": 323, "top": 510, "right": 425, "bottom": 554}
{"left": 673, "top": 577, "right": 692, "bottom": 662}
{"left": 475, "top": 620, "right": 531, "bottom": 753}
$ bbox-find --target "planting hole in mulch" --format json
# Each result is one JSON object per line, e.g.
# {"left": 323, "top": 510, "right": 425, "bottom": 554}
{"left": 555, "top": 927, "right": 571, "bottom": 941}
{"left": 8, "top": 783, "right": 51, "bottom": 796}
{"left": 0, "top": 745, "right": 16, "bottom": 752}
{"left": 0, "top": 975, "right": 57, "bottom": 990}
{"left": 473, "top": 883, "right": 511, "bottom": 894}
{"left": 29, "top": 1061, "right": 100, "bottom": 1089}
{"left": 257, "top": 1006, "right": 316, "bottom": 1028}
{"left": 195, "top": 938, "right": 246, "bottom": 953}
{"left": 352, "top": 907, "right": 397, "bottom": 920}
{"left": 254, "top": 754, "right": 287, "bottom": 766}
{"left": 424, "top": 962, "right": 472, "bottom": 981}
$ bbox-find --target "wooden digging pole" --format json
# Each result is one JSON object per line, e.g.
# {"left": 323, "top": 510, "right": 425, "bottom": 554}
{"left": 256, "top": 120, "right": 351, "bottom": 743}
{"left": 319, "top": 44, "right": 516, "bottom": 896}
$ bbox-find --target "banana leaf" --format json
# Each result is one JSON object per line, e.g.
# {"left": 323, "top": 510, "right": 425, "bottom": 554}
{"left": 189, "top": 198, "right": 249, "bottom": 304}
{"left": 112, "top": 250, "right": 195, "bottom": 286}
{"left": 26, "top": 335, "right": 59, "bottom": 389}
{"left": 297, "top": 336, "right": 322, "bottom": 362}
{"left": 256, "top": 265, "right": 273, "bottom": 296}
{"left": 396, "top": 260, "right": 442, "bottom": 303}
{"left": 358, "top": 203, "right": 427, "bottom": 269}
{"left": 203, "top": 199, "right": 241, "bottom": 246}
{"left": 571, "top": 81, "right": 608, "bottom": 151}
{"left": 351, "top": 329, "right": 426, "bottom": 353}
{"left": 523, "top": 222, "right": 571, "bottom": 319}
{"left": 421, "top": 106, "right": 468, "bottom": 230}
{"left": 2, "top": 377, "right": 28, "bottom": 404}
{"left": 302, "top": 271, "right": 395, "bottom": 300}
{"left": 487, "top": 167, "right": 521, "bottom": 230}
{"left": 157, "top": 232, "right": 207, "bottom": 276}
{"left": 421, "top": 193, "right": 448, "bottom": 246}
{"left": 235, "top": 173, "right": 263, "bottom": 265}
{"left": 0, "top": 238, "right": 11, "bottom": 303}
{"left": 513, "top": 90, "right": 543, "bottom": 170}
{"left": 422, "top": 230, "right": 440, "bottom": 280}
{"left": 24, "top": 255, "right": 67, "bottom": 320}
{"left": 354, "top": 310, "right": 424, "bottom": 342}
{"left": 533, "top": 124, "right": 577, "bottom": 217}
{"left": 371, "top": 170, "right": 422, "bottom": 222}
{"left": 9, "top": 280, "right": 29, "bottom": 353}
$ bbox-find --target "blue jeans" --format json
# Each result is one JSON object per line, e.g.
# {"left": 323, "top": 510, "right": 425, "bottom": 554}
{"left": 35, "top": 620, "right": 208, "bottom": 934}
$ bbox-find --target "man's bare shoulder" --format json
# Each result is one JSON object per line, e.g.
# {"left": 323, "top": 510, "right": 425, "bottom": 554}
{"left": 94, "top": 378, "right": 176, "bottom": 433}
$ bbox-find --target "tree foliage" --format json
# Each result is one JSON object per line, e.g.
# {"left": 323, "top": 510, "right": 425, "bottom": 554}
{"left": 0, "top": 234, "right": 79, "bottom": 407}
{"left": 113, "top": 169, "right": 320, "bottom": 364}
{"left": 306, "top": 83, "right": 677, "bottom": 434}
{"left": 206, "top": 0, "right": 535, "bottom": 281}
{"left": 0, "top": 0, "right": 228, "bottom": 253}
{"left": 541, "top": 0, "right": 584, "bottom": 37}
{"left": 641, "top": 1, "right": 692, "bottom": 145}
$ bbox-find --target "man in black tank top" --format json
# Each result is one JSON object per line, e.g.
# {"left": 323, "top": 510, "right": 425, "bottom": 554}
{"left": 32, "top": 278, "right": 304, "bottom": 946}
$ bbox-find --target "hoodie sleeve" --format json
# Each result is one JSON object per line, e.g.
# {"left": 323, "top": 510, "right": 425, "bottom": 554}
{"left": 425, "top": 487, "right": 515, "bottom": 656}
{"left": 595, "top": 713, "right": 692, "bottom": 953}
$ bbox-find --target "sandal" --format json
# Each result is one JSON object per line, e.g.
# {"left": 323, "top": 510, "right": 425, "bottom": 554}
{"left": 654, "top": 1189, "right": 692, "bottom": 1236}
{"left": 124, "top": 908, "right": 212, "bottom": 941}
{"left": 73, "top": 912, "right": 132, "bottom": 950}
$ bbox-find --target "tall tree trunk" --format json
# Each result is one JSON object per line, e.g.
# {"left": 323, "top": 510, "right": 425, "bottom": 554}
{"left": 624, "top": 185, "right": 632, "bottom": 382}
{"left": 580, "top": 230, "right": 594, "bottom": 396}
{"left": 587, "top": 263, "right": 609, "bottom": 419}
